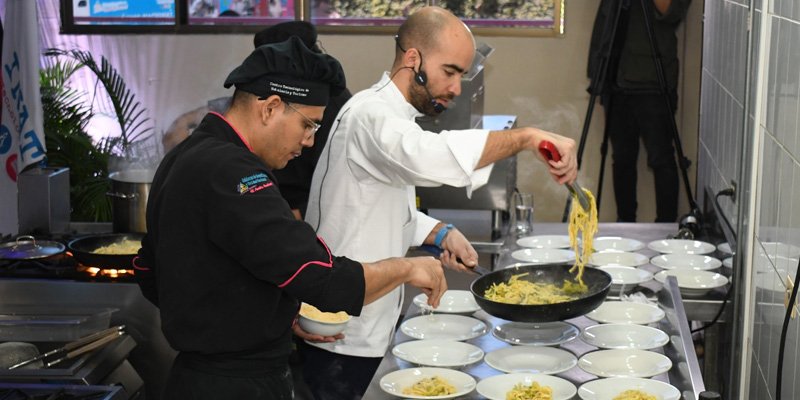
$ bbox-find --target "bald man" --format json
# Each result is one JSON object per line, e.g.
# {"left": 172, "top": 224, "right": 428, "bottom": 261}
{"left": 299, "top": 7, "right": 579, "bottom": 398}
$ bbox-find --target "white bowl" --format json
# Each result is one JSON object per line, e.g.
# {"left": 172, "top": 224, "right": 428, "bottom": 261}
{"left": 578, "top": 377, "right": 680, "bottom": 400}
{"left": 484, "top": 346, "right": 577, "bottom": 374}
{"left": 510, "top": 248, "right": 575, "bottom": 264}
{"left": 578, "top": 349, "right": 672, "bottom": 378}
{"left": 592, "top": 237, "right": 645, "bottom": 252}
{"left": 413, "top": 290, "right": 480, "bottom": 314}
{"left": 722, "top": 257, "right": 733, "bottom": 269}
{"left": 654, "top": 270, "right": 729, "bottom": 297}
{"left": 585, "top": 301, "right": 665, "bottom": 325}
{"left": 589, "top": 251, "right": 649, "bottom": 267}
{"left": 650, "top": 254, "right": 722, "bottom": 271}
{"left": 581, "top": 324, "right": 669, "bottom": 350}
{"left": 476, "top": 373, "right": 577, "bottom": 400}
{"left": 647, "top": 239, "right": 715, "bottom": 254}
{"left": 598, "top": 266, "right": 653, "bottom": 292}
{"left": 516, "top": 235, "right": 572, "bottom": 249}
{"left": 297, "top": 305, "right": 351, "bottom": 337}
{"left": 400, "top": 314, "right": 487, "bottom": 341}
{"left": 392, "top": 339, "right": 484, "bottom": 368}
{"left": 380, "top": 367, "right": 476, "bottom": 399}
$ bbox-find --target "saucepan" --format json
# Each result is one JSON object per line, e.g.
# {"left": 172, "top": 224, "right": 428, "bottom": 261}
{"left": 67, "top": 233, "right": 143, "bottom": 269}
{"left": 470, "top": 263, "right": 612, "bottom": 322}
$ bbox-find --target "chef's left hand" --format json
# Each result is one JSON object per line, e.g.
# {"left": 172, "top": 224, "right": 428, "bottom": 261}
{"left": 440, "top": 228, "right": 478, "bottom": 273}
{"left": 292, "top": 323, "right": 344, "bottom": 343}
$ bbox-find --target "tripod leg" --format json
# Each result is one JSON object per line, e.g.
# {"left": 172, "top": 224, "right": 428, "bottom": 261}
{"left": 596, "top": 95, "right": 613, "bottom": 214}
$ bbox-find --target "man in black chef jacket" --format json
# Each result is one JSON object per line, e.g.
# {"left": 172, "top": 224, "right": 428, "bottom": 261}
{"left": 133, "top": 37, "right": 447, "bottom": 400}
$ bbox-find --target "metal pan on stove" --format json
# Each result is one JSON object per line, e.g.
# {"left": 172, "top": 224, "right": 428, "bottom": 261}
{"left": 470, "top": 263, "right": 612, "bottom": 322}
{"left": 68, "top": 233, "right": 143, "bottom": 269}
{"left": 0, "top": 235, "right": 65, "bottom": 261}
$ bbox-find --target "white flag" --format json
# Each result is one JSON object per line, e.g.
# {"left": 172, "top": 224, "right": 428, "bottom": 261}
{"left": 0, "top": 0, "right": 45, "bottom": 235}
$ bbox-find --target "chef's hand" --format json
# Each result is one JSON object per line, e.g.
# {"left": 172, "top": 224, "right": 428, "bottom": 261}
{"left": 529, "top": 128, "right": 578, "bottom": 185}
{"left": 440, "top": 228, "right": 479, "bottom": 273}
{"left": 405, "top": 257, "right": 447, "bottom": 308}
{"left": 291, "top": 322, "right": 344, "bottom": 343}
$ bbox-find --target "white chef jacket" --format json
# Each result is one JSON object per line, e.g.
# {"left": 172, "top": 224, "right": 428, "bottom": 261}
{"left": 304, "top": 72, "right": 493, "bottom": 357}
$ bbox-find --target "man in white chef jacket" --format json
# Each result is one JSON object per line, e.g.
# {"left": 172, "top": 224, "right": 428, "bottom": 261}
{"left": 298, "top": 6, "right": 579, "bottom": 399}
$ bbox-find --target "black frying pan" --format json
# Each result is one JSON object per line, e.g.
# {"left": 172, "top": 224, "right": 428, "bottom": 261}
{"left": 68, "top": 233, "right": 143, "bottom": 269}
{"left": 470, "top": 263, "right": 612, "bottom": 322}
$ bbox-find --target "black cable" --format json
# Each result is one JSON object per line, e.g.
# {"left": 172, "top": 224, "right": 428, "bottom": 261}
{"left": 689, "top": 188, "right": 736, "bottom": 334}
{"left": 776, "top": 257, "right": 800, "bottom": 400}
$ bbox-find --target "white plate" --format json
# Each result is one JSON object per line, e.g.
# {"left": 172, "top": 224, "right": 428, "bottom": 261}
{"left": 654, "top": 270, "right": 728, "bottom": 297}
{"left": 589, "top": 251, "right": 649, "bottom": 267}
{"left": 400, "top": 314, "right": 487, "bottom": 341}
{"left": 476, "top": 373, "right": 577, "bottom": 400}
{"left": 650, "top": 254, "right": 722, "bottom": 271}
{"left": 380, "top": 367, "right": 476, "bottom": 399}
{"left": 585, "top": 301, "right": 665, "bottom": 325}
{"left": 581, "top": 324, "right": 669, "bottom": 350}
{"left": 413, "top": 290, "right": 480, "bottom": 314}
{"left": 516, "top": 235, "right": 572, "bottom": 249}
{"left": 717, "top": 242, "right": 734, "bottom": 255}
{"left": 484, "top": 346, "right": 577, "bottom": 374}
{"left": 598, "top": 266, "right": 654, "bottom": 290}
{"left": 722, "top": 257, "right": 733, "bottom": 269}
{"left": 392, "top": 339, "right": 483, "bottom": 368}
{"left": 647, "top": 239, "right": 715, "bottom": 254}
{"left": 492, "top": 321, "right": 579, "bottom": 346}
{"left": 591, "top": 237, "right": 645, "bottom": 252}
{"left": 578, "top": 377, "right": 681, "bottom": 400}
{"left": 510, "top": 248, "right": 575, "bottom": 264}
{"left": 578, "top": 349, "right": 672, "bottom": 378}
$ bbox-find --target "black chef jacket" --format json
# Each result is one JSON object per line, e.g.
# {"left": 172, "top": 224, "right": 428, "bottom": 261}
{"left": 135, "top": 112, "right": 365, "bottom": 359}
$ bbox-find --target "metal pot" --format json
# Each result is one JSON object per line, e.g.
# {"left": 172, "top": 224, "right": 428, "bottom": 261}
{"left": 107, "top": 170, "right": 155, "bottom": 234}
{"left": 0, "top": 235, "right": 66, "bottom": 260}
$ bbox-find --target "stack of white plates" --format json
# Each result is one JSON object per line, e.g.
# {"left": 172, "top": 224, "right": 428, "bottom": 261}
{"left": 647, "top": 239, "right": 715, "bottom": 254}
{"left": 592, "top": 237, "right": 645, "bottom": 252}
{"left": 585, "top": 301, "right": 665, "bottom": 325}
{"left": 598, "top": 266, "right": 654, "bottom": 293}
{"left": 484, "top": 346, "right": 577, "bottom": 374}
{"left": 589, "top": 251, "right": 649, "bottom": 268}
{"left": 516, "top": 235, "right": 572, "bottom": 249}
{"left": 400, "top": 314, "right": 487, "bottom": 341}
{"left": 654, "top": 269, "right": 728, "bottom": 297}
{"left": 391, "top": 339, "right": 484, "bottom": 368}
{"left": 510, "top": 248, "right": 575, "bottom": 264}
{"left": 581, "top": 324, "right": 669, "bottom": 350}
{"left": 578, "top": 349, "right": 672, "bottom": 378}
{"left": 650, "top": 253, "right": 722, "bottom": 271}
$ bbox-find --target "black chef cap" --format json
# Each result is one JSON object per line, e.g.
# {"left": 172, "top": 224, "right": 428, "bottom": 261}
{"left": 224, "top": 36, "right": 345, "bottom": 106}
{"left": 253, "top": 21, "right": 320, "bottom": 52}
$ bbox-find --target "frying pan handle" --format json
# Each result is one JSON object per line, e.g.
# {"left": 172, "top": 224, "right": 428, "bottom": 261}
{"left": 538, "top": 140, "right": 561, "bottom": 162}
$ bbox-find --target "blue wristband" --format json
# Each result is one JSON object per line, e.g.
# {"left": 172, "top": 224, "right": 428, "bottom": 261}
{"left": 433, "top": 224, "right": 454, "bottom": 249}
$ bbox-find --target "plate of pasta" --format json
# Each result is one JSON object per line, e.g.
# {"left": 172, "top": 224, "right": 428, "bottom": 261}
{"left": 392, "top": 339, "right": 484, "bottom": 367}
{"left": 577, "top": 377, "right": 680, "bottom": 400}
{"left": 592, "top": 237, "right": 646, "bottom": 252}
{"left": 400, "top": 314, "right": 488, "bottom": 341}
{"left": 585, "top": 301, "right": 665, "bottom": 325}
{"left": 510, "top": 248, "right": 575, "bottom": 264}
{"left": 578, "top": 349, "right": 672, "bottom": 378}
{"left": 380, "top": 367, "right": 476, "bottom": 399}
{"left": 516, "top": 235, "right": 572, "bottom": 249}
{"left": 476, "top": 373, "right": 577, "bottom": 400}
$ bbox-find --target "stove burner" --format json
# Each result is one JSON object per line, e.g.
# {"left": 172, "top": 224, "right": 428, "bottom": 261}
{"left": 0, "top": 251, "right": 135, "bottom": 283}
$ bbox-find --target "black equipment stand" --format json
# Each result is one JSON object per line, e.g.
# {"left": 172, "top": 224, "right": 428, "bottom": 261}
{"left": 568, "top": 0, "right": 699, "bottom": 222}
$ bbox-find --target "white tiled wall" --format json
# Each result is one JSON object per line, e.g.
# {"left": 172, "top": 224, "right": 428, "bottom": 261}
{"left": 700, "top": 0, "right": 800, "bottom": 398}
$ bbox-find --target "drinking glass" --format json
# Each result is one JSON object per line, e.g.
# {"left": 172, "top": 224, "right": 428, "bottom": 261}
{"left": 513, "top": 192, "right": 534, "bottom": 235}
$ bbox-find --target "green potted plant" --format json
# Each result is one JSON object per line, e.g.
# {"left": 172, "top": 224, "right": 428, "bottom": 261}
{"left": 40, "top": 48, "right": 152, "bottom": 223}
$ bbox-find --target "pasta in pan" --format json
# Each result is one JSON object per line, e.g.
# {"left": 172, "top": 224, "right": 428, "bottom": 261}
{"left": 484, "top": 273, "right": 575, "bottom": 305}
{"left": 612, "top": 389, "right": 657, "bottom": 400}
{"left": 92, "top": 239, "right": 141, "bottom": 255}
{"left": 401, "top": 376, "right": 456, "bottom": 396}
{"left": 505, "top": 381, "right": 553, "bottom": 400}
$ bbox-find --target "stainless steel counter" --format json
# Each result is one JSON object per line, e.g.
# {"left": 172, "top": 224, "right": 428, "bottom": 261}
{"left": 365, "top": 222, "right": 719, "bottom": 399}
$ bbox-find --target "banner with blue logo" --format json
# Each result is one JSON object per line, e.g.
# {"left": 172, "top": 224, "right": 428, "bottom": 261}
{"left": 1, "top": 0, "right": 45, "bottom": 235}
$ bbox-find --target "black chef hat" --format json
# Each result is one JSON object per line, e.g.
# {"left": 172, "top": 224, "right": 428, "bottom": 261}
{"left": 253, "top": 21, "right": 320, "bottom": 52}
{"left": 224, "top": 36, "right": 345, "bottom": 106}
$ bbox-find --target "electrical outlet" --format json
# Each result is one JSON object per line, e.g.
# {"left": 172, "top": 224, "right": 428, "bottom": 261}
{"left": 785, "top": 275, "right": 798, "bottom": 319}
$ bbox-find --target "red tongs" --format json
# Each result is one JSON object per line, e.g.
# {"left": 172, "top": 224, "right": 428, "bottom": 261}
{"left": 538, "top": 140, "right": 591, "bottom": 211}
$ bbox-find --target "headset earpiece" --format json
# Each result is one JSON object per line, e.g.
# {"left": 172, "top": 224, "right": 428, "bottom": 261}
{"left": 414, "top": 70, "right": 427, "bottom": 86}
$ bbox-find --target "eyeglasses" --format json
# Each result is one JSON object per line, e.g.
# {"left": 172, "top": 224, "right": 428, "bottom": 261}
{"left": 285, "top": 102, "right": 321, "bottom": 134}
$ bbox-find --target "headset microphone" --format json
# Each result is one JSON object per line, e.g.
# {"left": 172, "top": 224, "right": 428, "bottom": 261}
{"left": 413, "top": 63, "right": 446, "bottom": 114}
